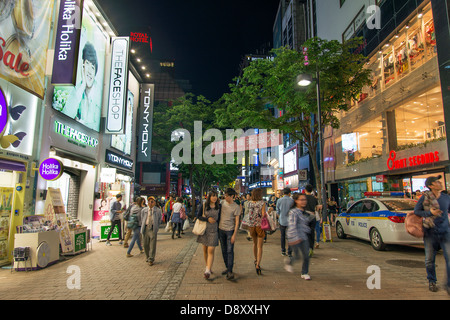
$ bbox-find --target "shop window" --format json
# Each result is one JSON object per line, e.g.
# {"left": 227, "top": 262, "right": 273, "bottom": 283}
{"left": 382, "top": 45, "right": 396, "bottom": 87}
{"left": 339, "top": 116, "right": 384, "bottom": 165}
{"left": 394, "top": 86, "right": 446, "bottom": 150}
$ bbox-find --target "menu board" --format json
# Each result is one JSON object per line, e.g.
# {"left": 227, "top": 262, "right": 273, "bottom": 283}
{"left": 44, "top": 188, "right": 73, "bottom": 253}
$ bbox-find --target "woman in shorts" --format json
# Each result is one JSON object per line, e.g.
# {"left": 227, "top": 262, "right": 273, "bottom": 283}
{"left": 247, "top": 188, "right": 267, "bottom": 275}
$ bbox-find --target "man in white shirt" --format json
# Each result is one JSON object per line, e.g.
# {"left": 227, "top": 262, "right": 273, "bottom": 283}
{"left": 219, "top": 188, "right": 241, "bottom": 280}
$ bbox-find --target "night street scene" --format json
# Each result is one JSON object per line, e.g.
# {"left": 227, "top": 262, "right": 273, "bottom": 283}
{"left": 1, "top": 0, "right": 450, "bottom": 309}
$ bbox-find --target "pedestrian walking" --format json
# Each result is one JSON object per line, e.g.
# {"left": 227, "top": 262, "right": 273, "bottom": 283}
{"left": 126, "top": 197, "right": 144, "bottom": 257}
{"left": 284, "top": 193, "right": 315, "bottom": 280}
{"left": 170, "top": 197, "right": 184, "bottom": 239}
{"left": 247, "top": 188, "right": 267, "bottom": 275}
{"left": 141, "top": 196, "right": 162, "bottom": 266}
{"left": 276, "top": 188, "right": 294, "bottom": 257}
{"left": 327, "top": 197, "right": 338, "bottom": 226}
{"left": 106, "top": 194, "right": 124, "bottom": 246}
{"left": 123, "top": 196, "right": 138, "bottom": 248}
{"left": 305, "top": 184, "right": 318, "bottom": 254}
{"left": 413, "top": 176, "right": 450, "bottom": 293}
{"left": 219, "top": 188, "right": 241, "bottom": 280}
{"left": 196, "top": 191, "right": 221, "bottom": 280}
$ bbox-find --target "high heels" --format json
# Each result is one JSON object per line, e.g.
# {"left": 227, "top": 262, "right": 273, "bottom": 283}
{"left": 255, "top": 265, "right": 262, "bottom": 275}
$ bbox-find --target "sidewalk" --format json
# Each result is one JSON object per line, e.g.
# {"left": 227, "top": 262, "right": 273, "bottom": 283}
{"left": 0, "top": 225, "right": 449, "bottom": 300}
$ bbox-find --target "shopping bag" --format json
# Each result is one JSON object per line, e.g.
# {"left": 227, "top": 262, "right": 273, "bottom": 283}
{"left": 165, "top": 220, "right": 172, "bottom": 233}
{"left": 183, "top": 219, "right": 190, "bottom": 230}
{"left": 266, "top": 213, "right": 276, "bottom": 231}
{"left": 239, "top": 215, "right": 250, "bottom": 230}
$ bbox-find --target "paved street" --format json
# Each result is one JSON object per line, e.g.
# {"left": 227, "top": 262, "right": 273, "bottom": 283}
{"left": 1, "top": 223, "right": 449, "bottom": 302}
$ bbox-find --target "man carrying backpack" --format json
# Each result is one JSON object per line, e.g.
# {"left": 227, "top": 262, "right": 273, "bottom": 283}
{"left": 414, "top": 176, "right": 450, "bottom": 293}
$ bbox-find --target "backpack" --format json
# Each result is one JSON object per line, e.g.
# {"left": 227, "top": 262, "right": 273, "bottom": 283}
{"left": 127, "top": 212, "right": 138, "bottom": 229}
{"left": 123, "top": 204, "right": 133, "bottom": 221}
{"left": 405, "top": 212, "right": 424, "bottom": 238}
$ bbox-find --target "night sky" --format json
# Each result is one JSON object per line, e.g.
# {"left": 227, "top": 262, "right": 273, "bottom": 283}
{"left": 96, "top": 0, "right": 280, "bottom": 102}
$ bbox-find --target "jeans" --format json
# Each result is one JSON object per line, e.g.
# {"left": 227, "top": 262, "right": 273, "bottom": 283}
{"left": 424, "top": 233, "right": 450, "bottom": 286}
{"left": 107, "top": 219, "right": 122, "bottom": 241}
{"left": 288, "top": 239, "right": 310, "bottom": 275}
{"left": 127, "top": 227, "right": 143, "bottom": 254}
{"left": 280, "top": 225, "right": 292, "bottom": 255}
{"left": 315, "top": 221, "right": 322, "bottom": 243}
{"left": 218, "top": 229, "right": 235, "bottom": 273}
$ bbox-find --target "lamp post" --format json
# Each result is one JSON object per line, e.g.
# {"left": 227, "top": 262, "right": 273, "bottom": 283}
{"left": 296, "top": 70, "right": 328, "bottom": 224}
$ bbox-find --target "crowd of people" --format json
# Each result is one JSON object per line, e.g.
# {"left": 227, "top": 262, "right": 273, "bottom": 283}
{"left": 103, "top": 175, "right": 450, "bottom": 294}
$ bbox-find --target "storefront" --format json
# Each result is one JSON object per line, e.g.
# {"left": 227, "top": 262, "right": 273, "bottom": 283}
{"left": 0, "top": 0, "right": 59, "bottom": 266}
{"left": 329, "top": 1, "right": 449, "bottom": 204}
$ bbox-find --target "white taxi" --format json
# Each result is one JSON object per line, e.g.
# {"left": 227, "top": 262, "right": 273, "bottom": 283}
{"left": 335, "top": 195, "right": 423, "bottom": 251}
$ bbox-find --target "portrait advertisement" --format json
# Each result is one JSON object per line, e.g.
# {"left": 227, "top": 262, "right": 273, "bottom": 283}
{"left": 0, "top": 0, "right": 55, "bottom": 99}
{"left": 111, "top": 90, "right": 134, "bottom": 155}
{"left": 52, "top": 7, "right": 107, "bottom": 132}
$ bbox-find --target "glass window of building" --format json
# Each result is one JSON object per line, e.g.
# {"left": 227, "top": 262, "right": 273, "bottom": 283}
{"left": 394, "top": 86, "right": 445, "bottom": 150}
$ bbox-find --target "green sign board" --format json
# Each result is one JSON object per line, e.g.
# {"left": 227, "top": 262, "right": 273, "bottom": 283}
{"left": 74, "top": 231, "right": 86, "bottom": 253}
{"left": 100, "top": 225, "right": 119, "bottom": 241}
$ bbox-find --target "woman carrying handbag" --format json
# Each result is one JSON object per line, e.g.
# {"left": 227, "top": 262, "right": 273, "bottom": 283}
{"left": 196, "top": 191, "right": 221, "bottom": 280}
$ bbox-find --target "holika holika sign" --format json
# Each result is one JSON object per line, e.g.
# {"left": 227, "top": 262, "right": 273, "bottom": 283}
{"left": 39, "top": 158, "right": 64, "bottom": 181}
{"left": 54, "top": 120, "right": 99, "bottom": 148}
{"left": 106, "top": 37, "right": 130, "bottom": 134}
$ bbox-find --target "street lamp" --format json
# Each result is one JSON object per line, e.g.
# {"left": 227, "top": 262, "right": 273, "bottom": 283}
{"left": 297, "top": 70, "right": 328, "bottom": 224}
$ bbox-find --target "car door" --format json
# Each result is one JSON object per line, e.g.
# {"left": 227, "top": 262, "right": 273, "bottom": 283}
{"left": 357, "top": 200, "right": 378, "bottom": 240}
{"left": 345, "top": 201, "right": 364, "bottom": 237}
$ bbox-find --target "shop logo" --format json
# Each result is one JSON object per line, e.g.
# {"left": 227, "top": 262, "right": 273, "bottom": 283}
{"left": 387, "top": 150, "right": 440, "bottom": 170}
{"left": 39, "top": 158, "right": 64, "bottom": 181}
{"left": 0, "top": 86, "right": 27, "bottom": 149}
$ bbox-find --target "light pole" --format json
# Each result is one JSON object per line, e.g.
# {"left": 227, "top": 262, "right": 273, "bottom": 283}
{"left": 296, "top": 70, "right": 328, "bottom": 224}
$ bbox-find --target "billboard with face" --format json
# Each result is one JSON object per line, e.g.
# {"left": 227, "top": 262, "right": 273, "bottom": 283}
{"left": 0, "top": 0, "right": 55, "bottom": 99}
{"left": 52, "top": 7, "right": 107, "bottom": 132}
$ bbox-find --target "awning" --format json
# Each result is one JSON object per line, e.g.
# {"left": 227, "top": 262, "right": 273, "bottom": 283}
{"left": 0, "top": 159, "right": 26, "bottom": 172}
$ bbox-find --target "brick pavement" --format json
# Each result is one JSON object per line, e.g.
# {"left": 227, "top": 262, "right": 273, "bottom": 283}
{"left": 1, "top": 225, "right": 449, "bottom": 300}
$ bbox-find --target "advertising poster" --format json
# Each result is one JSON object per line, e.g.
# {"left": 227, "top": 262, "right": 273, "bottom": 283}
{"left": 0, "top": 79, "right": 38, "bottom": 155}
{"left": 52, "top": 7, "right": 107, "bottom": 132}
{"left": 0, "top": 0, "right": 55, "bottom": 99}
{"left": 44, "top": 187, "right": 73, "bottom": 253}
{"left": 92, "top": 198, "right": 110, "bottom": 238}
{"left": 111, "top": 90, "right": 134, "bottom": 155}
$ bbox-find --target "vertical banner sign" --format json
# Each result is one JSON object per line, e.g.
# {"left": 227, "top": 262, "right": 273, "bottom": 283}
{"left": 51, "top": 0, "right": 84, "bottom": 85}
{"left": 106, "top": 37, "right": 130, "bottom": 134}
{"left": 138, "top": 84, "right": 155, "bottom": 162}
{"left": 0, "top": 87, "right": 8, "bottom": 139}
{"left": 430, "top": 0, "right": 450, "bottom": 153}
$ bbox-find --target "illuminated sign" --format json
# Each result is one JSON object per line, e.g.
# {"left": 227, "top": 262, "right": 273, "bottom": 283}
{"left": 106, "top": 37, "right": 130, "bottom": 134}
{"left": 51, "top": 0, "right": 83, "bottom": 85}
{"left": 54, "top": 120, "right": 99, "bottom": 148}
{"left": 387, "top": 150, "right": 440, "bottom": 170}
{"left": 130, "top": 32, "right": 152, "bottom": 53}
{"left": 105, "top": 149, "right": 133, "bottom": 171}
{"left": 39, "top": 158, "right": 64, "bottom": 181}
{"left": 137, "top": 84, "right": 154, "bottom": 162}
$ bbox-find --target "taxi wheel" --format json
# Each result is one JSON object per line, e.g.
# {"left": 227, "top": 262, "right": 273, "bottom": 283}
{"left": 336, "top": 222, "right": 346, "bottom": 239}
{"left": 370, "top": 228, "right": 386, "bottom": 251}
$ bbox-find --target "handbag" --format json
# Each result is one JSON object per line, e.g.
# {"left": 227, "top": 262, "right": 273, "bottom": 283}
{"left": 192, "top": 203, "right": 207, "bottom": 236}
{"left": 260, "top": 216, "right": 271, "bottom": 231}
{"left": 180, "top": 206, "right": 187, "bottom": 220}
{"left": 405, "top": 212, "right": 424, "bottom": 238}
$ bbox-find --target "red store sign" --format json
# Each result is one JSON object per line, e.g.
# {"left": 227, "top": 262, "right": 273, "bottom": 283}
{"left": 387, "top": 150, "right": 440, "bottom": 171}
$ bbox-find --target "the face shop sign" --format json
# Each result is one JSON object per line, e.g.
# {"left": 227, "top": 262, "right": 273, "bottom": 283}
{"left": 105, "top": 149, "right": 133, "bottom": 170}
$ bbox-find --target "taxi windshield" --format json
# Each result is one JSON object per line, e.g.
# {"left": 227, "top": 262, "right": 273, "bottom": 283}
{"left": 380, "top": 199, "right": 417, "bottom": 212}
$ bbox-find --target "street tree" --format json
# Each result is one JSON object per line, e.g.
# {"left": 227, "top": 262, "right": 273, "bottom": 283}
{"left": 215, "top": 37, "right": 372, "bottom": 204}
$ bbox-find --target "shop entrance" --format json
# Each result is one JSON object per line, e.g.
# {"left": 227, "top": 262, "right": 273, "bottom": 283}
{"left": 0, "top": 170, "right": 18, "bottom": 266}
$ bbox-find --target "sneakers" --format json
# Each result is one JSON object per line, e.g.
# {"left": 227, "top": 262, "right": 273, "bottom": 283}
{"left": 314, "top": 242, "right": 320, "bottom": 249}
{"left": 429, "top": 282, "right": 438, "bottom": 292}
{"left": 106, "top": 241, "right": 112, "bottom": 246}
{"left": 226, "top": 272, "right": 235, "bottom": 280}
{"left": 284, "top": 264, "right": 294, "bottom": 273}
{"left": 301, "top": 274, "right": 311, "bottom": 280}
{"left": 126, "top": 253, "right": 133, "bottom": 257}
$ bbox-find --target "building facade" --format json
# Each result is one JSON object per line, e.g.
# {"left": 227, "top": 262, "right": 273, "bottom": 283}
{"left": 316, "top": 0, "right": 449, "bottom": 204}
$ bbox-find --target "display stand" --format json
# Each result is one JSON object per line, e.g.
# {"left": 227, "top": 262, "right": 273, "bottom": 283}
{"left": 13, "top": 231, "right": 59, "bottom": 270}
{"left": 61, "top": 226, "right": 88, "bottom": 255}
{"left": 99, "top": 222, "right": 120, "bottom": 241}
